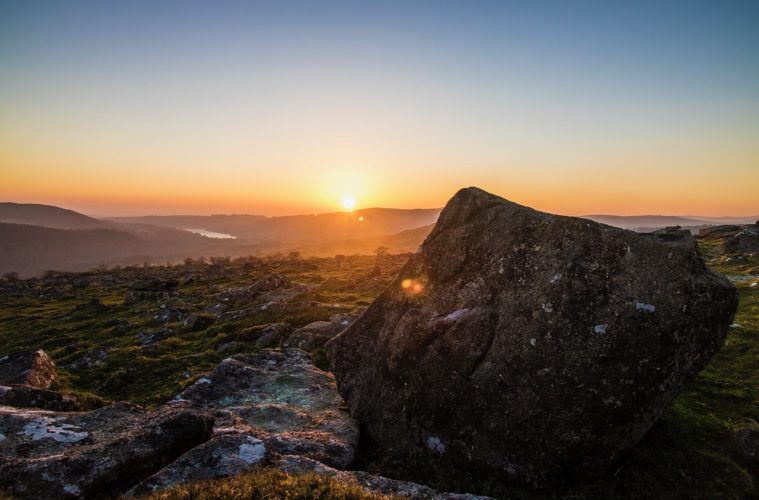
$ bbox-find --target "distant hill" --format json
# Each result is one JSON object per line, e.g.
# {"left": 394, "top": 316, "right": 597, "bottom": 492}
{"left": 0, "top": 223, "right": 149, "bottom": 276}
{"left": 0, "top": 202, "right": 113, "bottom": 230}
{"left": 583, "top": 215, "right": 712, "bottom": 229}
{"left": 3, "top": 200, "right": 757, "bottom": 276}
{"left": 110, "top": 208, "right": 441, "bottom": 243}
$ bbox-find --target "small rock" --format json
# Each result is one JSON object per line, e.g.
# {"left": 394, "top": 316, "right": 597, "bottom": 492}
{"left": 0, "top": 350, "right": 58, "bottom": 389}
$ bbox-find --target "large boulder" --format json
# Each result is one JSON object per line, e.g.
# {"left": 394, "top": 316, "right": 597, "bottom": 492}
{"left": 327, "top": 187, "right": 738, "bottom": 485}
{"left": 0, "top": 402, "right": 214, "bottom": 498}
{"left": 0, "top": 349, "right": 57, "bottom": 388}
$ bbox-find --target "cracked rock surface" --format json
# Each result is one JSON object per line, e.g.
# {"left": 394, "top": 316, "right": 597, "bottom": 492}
{"left": 0, "top": 402, "right": 213, "bottom": 498}
{"left": 327, "top": 187, "right": 738, "bottom": 485}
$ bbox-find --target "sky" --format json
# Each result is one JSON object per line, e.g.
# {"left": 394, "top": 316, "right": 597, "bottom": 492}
{"left": 1, "top": 1, "right": 757, "bottom": 216}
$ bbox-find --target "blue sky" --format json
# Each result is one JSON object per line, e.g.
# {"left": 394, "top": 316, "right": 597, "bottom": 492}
{"left": 1, "top": 1, "right": 757, "bottom": 215}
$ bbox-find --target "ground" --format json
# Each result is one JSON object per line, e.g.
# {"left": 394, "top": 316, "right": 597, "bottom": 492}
{"left": 0, "top": 241, "right": 756, "bottom": 499}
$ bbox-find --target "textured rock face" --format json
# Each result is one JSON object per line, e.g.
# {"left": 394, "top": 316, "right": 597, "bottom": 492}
{"left": 276, "top": 455, "right": 493, "bottom": 499}
{"left": 0, "top": 384, "right": 77, "bottom": 411}
{"left": 0, "top": 402, "right": 214, "bottom": 498}
{"left": 284, "top": 313, "right": 357, "bottom": 350}
{"left": 0, "top": 349, "right": 57, "bottom": 388}
{"left": 178, "top": 349, "right": 358, "bottom": 468}
{"left": 327, "top": 187, "right": 738, "bottom": 484}
{"left": 127, "top": 431, "right": 268, "bottom": 496}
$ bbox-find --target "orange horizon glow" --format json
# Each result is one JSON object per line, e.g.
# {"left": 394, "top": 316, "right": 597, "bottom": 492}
{"left": 2, "top": 4, "right": 758, "bottom": 219}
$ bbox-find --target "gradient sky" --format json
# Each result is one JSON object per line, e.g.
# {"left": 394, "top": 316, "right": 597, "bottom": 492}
{"left": 1, "top": 1, "right": 757, "bottom": 216}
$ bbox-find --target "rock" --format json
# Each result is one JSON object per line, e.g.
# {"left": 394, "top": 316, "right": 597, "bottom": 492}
{"left": 179, "top": 349, "right": 358, "bottom": 469}
{"left": 0, "top": 349, "right": 57, "bottom": 388}
{"left": 327, "top": 187, "right": 738, "bottom": 485}
{"left": 132, "top": 278, "right": 180, "bottom": 292}
{"left": 0, "top": 402, "right": 214, "bottom": 498}
{"left": 70, "top": 298, "right": 110, "bottom": 315}
{"left": 68, "top": 348, "right": 109, "bottom": 369}
{"left": 216, "top": 341, "right": 243, "bottom": 353}
{"left": 719, "top": 228, "right": 759, "bottom": 255}
{"left": 284, "top": 314, "right": 356, "bottom": 350}
{"left": 735, "top": 424, "right": 759, "bottom": 464}
{"left": 276, "top": 455, "right": 493, "bottom": 499}
{"left": 254, "top": 323, "right": 292, "bottom": 348}
{"left": 0, "top": 384, "right": 77, "bottom": 411}
{"left": 183, "top": 312, "right": 215, "bottom": 331}
{"left": 125, "top": 278, "right": 179, "bottom": 304}
{"left": 127, "top": 431, "right": 268, "bottom": 496}
{"left": 698, "top": 224, "right": 740, "bottom": 238}
{"left": 645, "top": 226, "right": 692, "bottom": 241}
{"left": 249, "top": 273, "right": 293, "bottom": 293}
{"left": 135, "top": 328, "right": 174, "bottom": 346}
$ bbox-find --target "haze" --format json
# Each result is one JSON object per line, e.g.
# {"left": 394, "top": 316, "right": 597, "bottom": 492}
{"left": 1, "top": 1, "right": 758, "bottom": 216}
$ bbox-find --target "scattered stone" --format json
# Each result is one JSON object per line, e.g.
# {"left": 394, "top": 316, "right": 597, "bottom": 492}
{"left": 216, "top": 341, "right": 243, "bottom": 353}
{"left": 0, "top": 349, "right": 57, "bottom": 388}
{"left": 183, "top": 312, "right": 215, "bottom": 331}
{"left": 0, "top": 402, "right": 214, "bottom": 498}
{"left": 70, "top": 298, "right": 110, "bottom": 315}
{"left": 327, "top": 187, "right": 738, "bottom": 485}
{"left": 249, "top": 274, "right": 293, "bottom": 293}
{"left": 125, "top": 278, "right": 179, "bottom": 304}
{"left": 68, "top": 348, "right": 109, "bottom": 370}
{"left": 0, "top": 384, "right": 77, "bottom": 411}
{"left": 720, "top": 228, "right": 759, "bottom": 255}
{"left": 284, "top": 314, "right": 356, "bottom": 350}
{"left": 135, "top": 328, "right": 174, "bottom": 346}
{"left": 253, "top": 323, "right": 292, "bottom": 348}
{"left": 735, "top": 424, "right": 759, "bottom": 464}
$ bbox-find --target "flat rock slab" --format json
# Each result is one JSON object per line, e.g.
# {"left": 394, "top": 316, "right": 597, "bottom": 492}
{"left": 0, "top": 384, "right": 77, "bottom": 411}
{"left": 284, "top": 313, "right": 357, "bottom": 350}
{"left": 127, "top": 430, "right": 268, "bottom": 496}
{"left": 328, "top": 187, "right": 738, "bottom": 485}
{"left": 0, "top": 402, "right": 213, "bottom": 498}
{"left": 277, "top": 455, "right": 493, "bottom": 499}
{"left": 0, "top": 349, "right": 57, "bottom": 388}
{"left": 178, "top": 348, "right": 358, "bottom": 467}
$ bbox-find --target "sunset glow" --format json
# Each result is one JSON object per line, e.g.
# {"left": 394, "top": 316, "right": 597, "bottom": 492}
{"left": 342, "top": 196, "right": 357, "bottom": 211}
{"left": 1, "top": 2, "right": 757, "bottom": 217}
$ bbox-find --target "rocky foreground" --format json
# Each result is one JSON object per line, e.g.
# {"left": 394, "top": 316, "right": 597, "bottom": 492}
{"left": 0, "top": 348, "right": 489, "bottom": 499}
{"left": 0, "top": 188, "right": 755, "bottom": 498}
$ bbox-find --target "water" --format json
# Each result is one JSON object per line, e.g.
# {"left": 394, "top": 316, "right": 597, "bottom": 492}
{"left": 184, "top": 228, "right": 236, "bottom": 239}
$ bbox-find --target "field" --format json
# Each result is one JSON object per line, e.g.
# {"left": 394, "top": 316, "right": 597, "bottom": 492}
{"left": 0, "top": 241, "right": 756, "bottom": 499}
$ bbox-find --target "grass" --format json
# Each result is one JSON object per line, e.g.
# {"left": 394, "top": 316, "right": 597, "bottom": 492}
{"left": 137, "top": 468, "right": 391, "bottom": 500}
{"left": 0, "top": 254, "right": 407, "bottom": 407}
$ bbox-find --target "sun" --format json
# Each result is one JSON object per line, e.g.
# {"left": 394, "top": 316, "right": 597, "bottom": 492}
{"left": 341, "top": 195, "right": 356, "bottom": 211}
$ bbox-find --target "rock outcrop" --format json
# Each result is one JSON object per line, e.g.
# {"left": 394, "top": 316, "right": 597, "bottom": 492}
{"left": 0, "top": 402, "right": 213, "bottom": 498}
{"left": 0, "top": 349, "right": 57, "bottom": 388}
{"left": 283, "top": 313, "right": 357, "bottom": 350}
{"left": 0, "top": 384, "right": 77, "bottom": 411}
{"left": 129, "top": 349, "right": 358, "bottom": 495}
{"left": 277, "top": 455, "right": 493, "bottom": 499}
{"left": 127, "top": 431, "right": 268, "bottom": 496}
{"left": 327, "top": 187, "right": 738, "bottom": 485}
{"left": 178, "top": 349, "right": 358, "bottom": 468}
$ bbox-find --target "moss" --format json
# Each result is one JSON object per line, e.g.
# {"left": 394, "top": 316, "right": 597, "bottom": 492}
{"left": 136, "top": 468, "right": 392, "bottom": 500}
